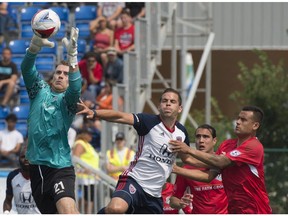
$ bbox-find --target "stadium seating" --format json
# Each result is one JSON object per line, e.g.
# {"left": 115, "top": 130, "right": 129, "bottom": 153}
{"left": 74, "top": 5, "right": 97, "bottom": 40}
{"left": 0, "top": 121, "right": 5, "bottom": 130}
{"left": 18, "top": 76, "right": 29, "bottom": 104}
{"left": 9, "top": 39, "right": 30, "bottom": 55}
{"left": 35, "top": 56, "right": 56, "bottom": 78}
{"left": 11, "top": 56, "right": 23, "bottom": 72}
{"left": 15, "top": 121, "right": 28, "bottom": 138}
{"left": 63, "top": 39, "right": 87, "bottom": 61}
{"left": 39, "top": 40, "right": 58, "bottom": 55}
{"left": 20, "top": 6, "right": 41, "bottom": 39}
{"left": 0, "top": 42, "right": 6, "bottom": 54}
{"left": 12, "top": 104, "right": 29, "bottom": 137}
{"left": 19, "top": 76, "right": 25, "bottom": 88}
{"left": 31, "top": 2, "right": 51, "bottom": 7}
{"left": 9, "top": 39, "right": 30, "bottom": 71}
{"left": 6, "top": 6, "right": 19, "bottom": 36}
{"left": 9, "top": 39, "right": 57, "bottom": 77}
{"left": 20, "top": 6, "right": 41, "bottom": 22}
{"left": 36, "top": 39, "right": 57, "bottom": 78}
{"left": 0, "top": 106, "right": 10, "bottom": 119}
{"left": 50, "top": 6, "right": 70, "bottom": 40}
{"left": 19, "top": 89, "right": 29, "bottom": 104}
{"left": 12, "top": 104, "right": 30, "bottom": 120}
{"left": 8, "top": 2, "right": 26, "bottom": 9}
{"left": 0, "top": 106, "right": 10, "bottom": 131}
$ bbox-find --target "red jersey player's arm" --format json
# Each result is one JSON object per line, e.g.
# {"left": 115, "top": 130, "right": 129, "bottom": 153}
{"left": 170, "top": 140, "right": 234, "bottom": 169}
{"left": 179, "top": 152, "right": 211, "bottom": 168}
{"left": 172, "top": 164, "right": 218, "bottom": 183}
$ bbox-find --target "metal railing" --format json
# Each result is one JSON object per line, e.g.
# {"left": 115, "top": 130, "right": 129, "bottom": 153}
{"left": 72, "top": 156, "right": 117, "bottom": 213}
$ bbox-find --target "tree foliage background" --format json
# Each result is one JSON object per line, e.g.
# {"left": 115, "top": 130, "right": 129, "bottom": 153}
{"left": 230, "top": 49, "right": 288, "bottom": 148}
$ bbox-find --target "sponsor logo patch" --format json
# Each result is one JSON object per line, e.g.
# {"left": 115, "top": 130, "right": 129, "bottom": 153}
{"left": 230, "top": 150, "right": 241, "bottom": 157}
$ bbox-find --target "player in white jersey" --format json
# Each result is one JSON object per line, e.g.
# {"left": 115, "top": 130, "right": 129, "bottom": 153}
{"left": 77, "top": 88, "right": 190, "bottom": 213}
{"left": 3, "top": 143, "right": 40, "bottom": 214}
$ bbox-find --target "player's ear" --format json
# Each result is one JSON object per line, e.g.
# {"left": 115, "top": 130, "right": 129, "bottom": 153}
{"left": 253, "top": 122, "right": 260, "bottom": 130}
{"left": 213, "top": 137, "right": 217, "bottom": 147}
{"left": 178, "top": 105, "right": 183, "bottom": 113}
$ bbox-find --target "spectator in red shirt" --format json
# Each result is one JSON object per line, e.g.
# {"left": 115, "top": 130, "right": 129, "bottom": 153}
{"left": 78, "top": 52, "right": 103, "bottom": 98}
{"left": 170, "top": 124, "right": 228, "bottom": 214}
{"left": 114, "top": 8, "right": 135, "bottom": 57}
{"left": 170, "top": 106, "right": 272, "bottom": 214}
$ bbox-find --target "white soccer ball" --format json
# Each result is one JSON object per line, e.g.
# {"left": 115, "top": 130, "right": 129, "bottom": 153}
{"left": 31, "top": 9, "right": 61, "bottom": 38}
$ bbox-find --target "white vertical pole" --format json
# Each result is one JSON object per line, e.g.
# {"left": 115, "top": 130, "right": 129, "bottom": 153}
{"left": 180, "top": 32, "right": 215, "bottom": 124}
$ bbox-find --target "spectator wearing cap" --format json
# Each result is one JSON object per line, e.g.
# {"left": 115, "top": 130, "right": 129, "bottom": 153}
{"left": 114, "top": 8, "right": 135, "bottom": 58}
{"left": 73, "top": 128, "right": 100, "bottom": 214}
{"left": 0, "top": 113, "right": 24, "bottom": 167}
{"left": 105, "top": 132, "right": 135, "bottom": 181}
{"left": 104, "top": 47, "right": 124, "bottom": 84}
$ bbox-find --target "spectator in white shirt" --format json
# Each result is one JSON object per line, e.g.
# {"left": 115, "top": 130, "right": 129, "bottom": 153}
{"left": 0, "top": 113, "right": 24, "bottom": 167}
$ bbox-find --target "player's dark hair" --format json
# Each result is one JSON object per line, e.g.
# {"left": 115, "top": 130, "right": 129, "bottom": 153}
{"left": 242, "top": 105, "right": 264, "bottom": 124}
{"left": 160, "top": 88, "right": 182, "bottom": 105}
{"left": 56, "top": 60, "right": 69, "bottom": 67}
{"left": 196, "top": 124, "right": 217, "bottom": 138}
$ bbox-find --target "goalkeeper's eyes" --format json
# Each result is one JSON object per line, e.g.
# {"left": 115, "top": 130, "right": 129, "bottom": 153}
{"left": 56, "top": 70, "right": 69, "bottom": 76}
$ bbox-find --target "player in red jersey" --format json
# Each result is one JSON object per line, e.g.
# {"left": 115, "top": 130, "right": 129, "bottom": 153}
{"left": 162, "top": 182, "right": 192, "bottom": 214}
{"left": 170, "top": 124, "right": 228, "bottom": 214}
{"left": 170, "top": 106, "right": 272, "bottom": 214}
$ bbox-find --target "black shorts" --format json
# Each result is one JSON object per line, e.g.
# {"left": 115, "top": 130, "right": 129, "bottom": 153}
{"left": 112, "top": 176, "right": 163, "bottom": 214}
{"left": 29, "top": 164, "right": 76, "bottom": 214}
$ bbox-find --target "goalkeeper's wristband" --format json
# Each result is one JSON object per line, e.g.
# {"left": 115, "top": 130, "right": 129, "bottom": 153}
{"left": 28, "top": 43, "right": 41, "bottom": 54}
{"left": 68, "top": 55, "right": 78, "bottom": 68}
